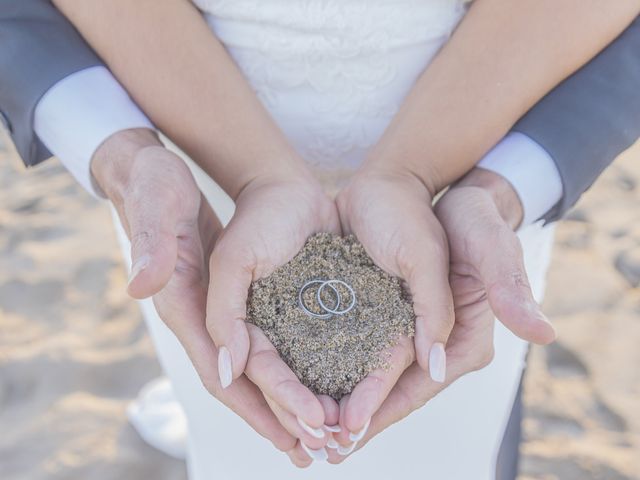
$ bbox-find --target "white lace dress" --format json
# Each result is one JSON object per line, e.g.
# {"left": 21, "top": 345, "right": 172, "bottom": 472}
{"left": 120, "top": 1, "right": 556, "bottom": 478}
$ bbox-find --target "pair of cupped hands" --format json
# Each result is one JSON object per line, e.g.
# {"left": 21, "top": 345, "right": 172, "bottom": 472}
{"left": 94, "top": 129, "right": 556, "bottom": 467}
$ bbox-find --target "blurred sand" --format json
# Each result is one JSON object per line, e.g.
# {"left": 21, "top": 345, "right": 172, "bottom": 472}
{"left": 0, "top": 130, "right": 638, "bottom": 479}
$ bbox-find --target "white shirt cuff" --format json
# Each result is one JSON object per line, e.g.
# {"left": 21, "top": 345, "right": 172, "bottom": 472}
{"left": 477, "top": 132, "right": 563, "bottom": 227}
{"left": 34, "top": 66, "right": 154, "bottom": 198}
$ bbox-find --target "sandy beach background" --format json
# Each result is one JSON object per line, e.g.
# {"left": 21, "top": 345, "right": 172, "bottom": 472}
{"left": 0, "top": 130, "right": 638, "bottom": 479}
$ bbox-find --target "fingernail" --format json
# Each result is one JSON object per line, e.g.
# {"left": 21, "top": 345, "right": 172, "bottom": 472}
{"left": 324, "top": 424, "right": 342, "bottom": 433}
{"left": 429, "top": 342, "right": 446, "bottom": 383}
{"left": 348, "top": 417, "right": 370, "bottom": 442}
{"left": 128, "top": 255, "right": 150, "bottom": 286}
{"left": 297, "top": 416, "right": 325, "bottom": 439}
{"left": 326, "top": 437, "right": 339, "bottom": 449}
{"left": 301, "top": 442, "right": 328, "bottom": 462}
{"left": 218, "top": 346, "right": 233, "bottom": 389}
{"left": 337, "top": 442, "right": 357, "bottom": 456}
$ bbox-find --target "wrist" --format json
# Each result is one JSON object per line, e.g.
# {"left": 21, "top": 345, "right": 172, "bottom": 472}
{"left": 453, "top": 168, "right": 524, "bottom": 230}
{"left": 236, "top": 164, "right": 324, "bottom": 203}
{"left": 232, "top": 154, "right": 316, "bottom": 201}
{"left": 91, "top": 128, "right": 162, "bottom": 203}
{"left": 232, "top": 150, "right": 322, "bottom": 201}
{"left": 354, "top": 162, "right": 438, "bottom": 203}
{"left": 360, "top": 156, "right": 440, "bottom": 199}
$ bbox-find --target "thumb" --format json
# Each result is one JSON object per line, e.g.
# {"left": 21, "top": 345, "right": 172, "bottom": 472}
{"left": 401, "top": 230, "right": 455, "bottom": 382}
{"left": 123, "top": 184, "right": 181, "bottom": 300}
{"left": 120, "top": 146, "right": 203, "bottom": 299}
{"left": 477, "top": 225, "right": 556, "bottom": 345}
{"left": 205, "top": 237, "right": 252, "bottom": 387}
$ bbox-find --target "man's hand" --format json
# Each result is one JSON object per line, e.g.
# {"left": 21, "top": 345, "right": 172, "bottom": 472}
{"left": 91, "top": 128, "right": 323, "bottom": 462}
{"left": 330, "top": 168, "right": 556, "bottom": 460}
{"left": 333, "top": 167, "right": 454, "bottom": 441}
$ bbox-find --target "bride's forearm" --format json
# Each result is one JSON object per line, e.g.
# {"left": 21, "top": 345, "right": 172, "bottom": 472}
{"left": 364, "top": 0, "right": 640, "bottom": 196}
{"left": 52, "top": 0, "right": 308, "bottom": 199}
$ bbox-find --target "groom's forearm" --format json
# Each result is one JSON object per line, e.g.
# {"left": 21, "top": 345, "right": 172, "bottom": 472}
{"left": 53, "top": 0, "right": 312, "bottom": 200}
{"left": 364, "top": 0, "right": 640, "bottom": 195}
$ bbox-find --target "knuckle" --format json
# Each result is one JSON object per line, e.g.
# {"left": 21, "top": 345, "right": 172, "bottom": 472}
{"left": 507, "top": 269, "right": 532, "bottom": 290}
{"left": 131, "top": 229, "right": 153, "bottom": 248}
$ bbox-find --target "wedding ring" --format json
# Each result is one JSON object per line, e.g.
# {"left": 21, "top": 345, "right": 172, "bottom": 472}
{"left": 298, "top": 280, "right": 340, "bottom": 319}
{"left": 298, "top": 279, "right": 356, "bottom": 319}
{"left": 317, "top": 280, "right": 356, "bottom": 315}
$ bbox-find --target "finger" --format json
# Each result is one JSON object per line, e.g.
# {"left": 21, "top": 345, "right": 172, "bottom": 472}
{"left": 330, "top": 394, "right": 363, "bottom": 459}
{"left": 333, "top": 394, "right": 353, "bottom": 446}
{"left": 342, "top": 362, "right": 431, "bottom": 458}
{"left": 124, "top": 189, "right": 179, "bottom": 300}
{"left": 245, "top": 324, "right": 326, "bottom": 431}
{"left": 343, "top": 335, "right": 414, "bottom": 435}
{"left": 317, "top": 394, "right": 340, "bottom": 431}
{"left": 150, "top": 230, "right": 296, "bottom": 454}
{"left": 206, "top": 236, "right": 253, "bottom": 386}
{"left": 348, "top": 314, "right": 497, "bottom": 457}
{"left": 331, "top": 312, "right": 498, "bottom": 463}
{"left": 124, "top": 148, "right": 200, "bottom": 299}
{"left": 264, "top": 395, "right": 328, "bottom": 451}
{"left": 154, "top": 287, "right": 296, "bottom": 453}
{"left": 401, "top": 230, "right": 455, "bottom": 381}
{"left": 317, "top": 394, "right": 341, "bottom": 451}
{"left": 287, "top": 442, "right": 314, "bottom": 468}
{"left": 478, "top": 225, "right": 556, "bottom": 344}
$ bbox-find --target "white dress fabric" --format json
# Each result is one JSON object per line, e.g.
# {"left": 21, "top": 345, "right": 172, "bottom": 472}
{"left": 194, "top": 0, "right": 469, "bottom": 182}
{"left": 120, "top": 1, "right": 556, "bottom": 478}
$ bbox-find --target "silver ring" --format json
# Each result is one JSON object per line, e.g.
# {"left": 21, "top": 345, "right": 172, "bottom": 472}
{"left": 318, "top": 280, "right": 356, "bottom": 315}
{"left": 298, "top": 280, "right": 340, "bottom": 319}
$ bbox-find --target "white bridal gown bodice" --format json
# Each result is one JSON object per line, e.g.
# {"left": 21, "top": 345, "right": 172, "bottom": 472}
{"left": 193, "top": 0, "right": 469, "bottom": 182}
{"left": 143, "top": 1, "right": 552, "bottom": 479}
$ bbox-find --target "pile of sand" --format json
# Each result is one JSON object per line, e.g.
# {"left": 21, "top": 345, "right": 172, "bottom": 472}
{"left": 247, "top": 233, "right": 414, "bottom": 399}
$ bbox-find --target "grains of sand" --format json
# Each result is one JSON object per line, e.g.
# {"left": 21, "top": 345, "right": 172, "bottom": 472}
{"left": 247, "top": 233, "right": 415, "bottom": 399}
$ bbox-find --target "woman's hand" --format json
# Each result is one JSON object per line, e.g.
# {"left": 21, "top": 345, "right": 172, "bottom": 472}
{"left": 332, "top": 166, "right": 455, "bottom": 441}
{"left": 330, "top": 168, "right": 556, "bottom": 461}
{"left": 206, "top": 171, "right": 343, "bottom": 452}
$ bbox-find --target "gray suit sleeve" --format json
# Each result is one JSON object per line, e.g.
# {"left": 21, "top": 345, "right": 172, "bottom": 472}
{"left": 513, "top": 16, "right": 640, "bottom": 223}
{"left": 0, "top": 0, "right": 103, "bottom": 167}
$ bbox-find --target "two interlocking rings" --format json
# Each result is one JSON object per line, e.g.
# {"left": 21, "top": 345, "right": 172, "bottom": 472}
{"left": 298, "top": 279, "right": 357, "bottom": 319}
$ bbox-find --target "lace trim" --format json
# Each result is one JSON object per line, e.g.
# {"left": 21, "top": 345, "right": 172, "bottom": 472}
{"left": 193, "top": 0, "right": 467, "bottom": 167}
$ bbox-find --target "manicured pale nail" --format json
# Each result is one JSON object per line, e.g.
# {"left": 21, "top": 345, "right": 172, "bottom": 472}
{"left": 429, "top": 342, "right": 446, "bottom": 383}
{"left": 297, "top": 416, "right": 325, "bottom": 439}
{"left": 128, "top": 255, "right": 150, "bottom": 286}
{"left": 324, "top": 424, "right": 342, "bottom": 433}
{"left": 337, "top": 442, "right": 357, "bottom": 456}
{"left": 218, "top": 346, "right": 233, "bottom": 389}
{"left": 326, "top": 437, "right": 339, "bottom": 449}
{"left": 348, "top": 417, "right": 370, "bottom": 442}
{"left": 301, "top": 442, "right": 328, "bottom": 462}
